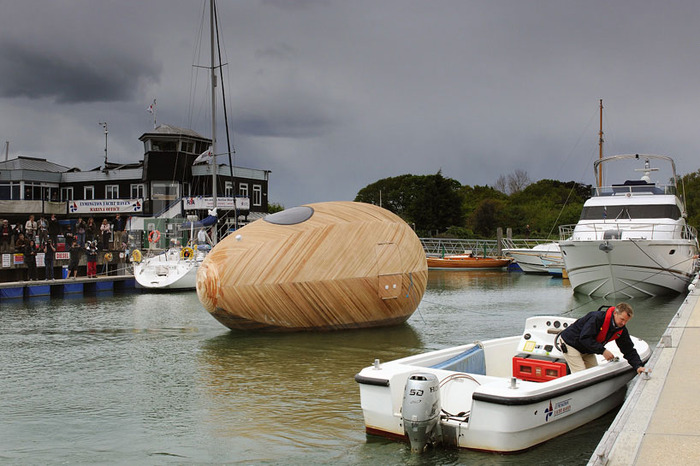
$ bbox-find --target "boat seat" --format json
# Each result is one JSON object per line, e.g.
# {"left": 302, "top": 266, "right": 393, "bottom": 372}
{"left": 431, "top": 345, "right": 486, "bottom": 375}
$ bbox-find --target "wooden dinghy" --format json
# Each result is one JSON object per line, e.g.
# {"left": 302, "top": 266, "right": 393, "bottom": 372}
{"left": 427, "top": 255, "right": 513, "bottom": 270}
{"left": 196, "top": 201, "right": 428, "bottom": 331}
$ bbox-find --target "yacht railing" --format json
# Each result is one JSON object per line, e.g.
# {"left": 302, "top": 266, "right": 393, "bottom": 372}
{"left": 559, "top": 222, "right": 697, "bottom": 242}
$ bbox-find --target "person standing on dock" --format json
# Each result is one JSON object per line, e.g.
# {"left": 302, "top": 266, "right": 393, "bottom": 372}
{"left": 37, "top": 216, "right": 48, "bottom": 246}
{"left": 48, "top": 214, "right": 60, "bottom": 247}
{"left": 44, "top": 239, "right": 56, "bottom": 280}
{"left": 75, "top": 217, "right": 86, "bottom": 246}
{"left": 0, "top": 219, "right": 11, "bottom": 254}
{"left": 86, "top": 240, "right": 98, "bottom": 278}
{"left": 100, "top": 219, "right": 111, "bottom": 251}
{"left": 112, "top": 213, "right": 125, "bottom": 250}
{"left": 68, "top": 240, "right": 81, "bottom": 279}
{"left": 24, "top": 215, "right": 37, "bottom": 241}
{"left": 86, "top": 217, "right": 97, "bottom": 244}
{"left": 24, "top": 239, "right": 38, "bottom": 281}
{"left": 559, "top": 303, "right": 646, "bottom": 375}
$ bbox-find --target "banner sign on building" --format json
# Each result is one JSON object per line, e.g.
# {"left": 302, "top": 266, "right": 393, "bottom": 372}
{"left": 183, "top": 196, "right": 250, "bottom": 211}
{"left": 69, "top": 199, "right": 143, "bottom": 214}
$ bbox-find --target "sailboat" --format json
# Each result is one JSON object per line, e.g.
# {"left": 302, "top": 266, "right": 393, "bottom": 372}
{"left": 134, "top": 1, "right": 223, "bottom": 290}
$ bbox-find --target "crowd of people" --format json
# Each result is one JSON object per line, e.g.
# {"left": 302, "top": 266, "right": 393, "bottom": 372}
{"left": 0, "top": 213, "right": 127, "bottom": 281}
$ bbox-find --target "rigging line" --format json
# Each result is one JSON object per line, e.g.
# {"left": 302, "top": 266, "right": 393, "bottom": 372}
{"left": 186, "top": 1, "right": 208, "bottom": 132}
{"left": 213, "top": 1, "right": 239, "bottom": 230}
{"left": 213, "top": 1, "right": 236, "bottom": 171}
{"left": 627, "top": 237, "right": 696, "bottom": 282}
{"left": 545, "top": 181, "right": 583, "bottom": 240}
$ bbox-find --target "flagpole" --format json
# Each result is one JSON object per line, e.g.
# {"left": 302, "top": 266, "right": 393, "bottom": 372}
{"left": 152, "top": 99, "right": 157, "bottom": 129}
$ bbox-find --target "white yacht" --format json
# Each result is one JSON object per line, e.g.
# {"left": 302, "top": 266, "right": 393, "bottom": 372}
{"left": 503, "top": 242, "right": 561, "bottom": 274}
{"left": 559, "top": 154, "right": 699, "bottom": 298}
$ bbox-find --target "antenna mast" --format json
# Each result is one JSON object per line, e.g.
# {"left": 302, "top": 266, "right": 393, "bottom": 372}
{"left": 598, "top": 99, "right": 604, "bottom": 187}
{"left": 98, "top": 122, "right": 108, "bottom": 167}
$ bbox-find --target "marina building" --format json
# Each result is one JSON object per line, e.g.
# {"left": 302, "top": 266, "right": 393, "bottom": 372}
{"left": 0, "top": 124, "right": 271, "bottom": 231}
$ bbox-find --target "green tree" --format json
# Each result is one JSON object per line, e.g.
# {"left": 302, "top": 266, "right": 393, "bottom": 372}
{"left": 681, "top": 170, "right": 700, "bottom": 229}
{"left": 267, "top": 202, "right": 285, "bottom": 214}
{"left": 355, "top": 171, "right": 464, "bottom": 235}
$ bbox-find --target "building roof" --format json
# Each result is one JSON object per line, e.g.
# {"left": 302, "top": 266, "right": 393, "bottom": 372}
{"left": 138, "top": 124, "right": 209, "bottom": 142}
{"left": 0, "top": 156, "right": 72, "bottom": 173}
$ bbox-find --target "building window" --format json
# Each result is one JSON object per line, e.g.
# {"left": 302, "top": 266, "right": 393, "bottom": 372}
{"left": 225, "top": 181, "right": 234, "bottom": 197}
{"left": 131, "top": 184, "right": 145, "bottom": 199}
{"left": 61, "top": 187, "right": 74, "bottom": 201}
{"left": 106, "top": 185, "right": 119, "bottom": 199}
{"left": 180, "top": 141, "right": 194, "bottom": 153}
{"left": 253, "top": 185, "right": 262, "bottom": 206}
{"left": 84, "top": 186, "right": 94, "bottom": 200}
{"left": 0, "top": 182, "right": 21, "bottom": 200}
{"left": 239, "top": 183, "right": 248, "bottom": 198}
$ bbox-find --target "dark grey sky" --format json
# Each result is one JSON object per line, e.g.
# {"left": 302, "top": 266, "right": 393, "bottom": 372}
{"left": 2, "top": 0, "right": 699, "bottom": 208}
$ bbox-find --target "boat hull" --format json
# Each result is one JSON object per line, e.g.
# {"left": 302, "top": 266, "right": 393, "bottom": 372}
{"left": 427, "top": 256, "right": 512, "bottom": 270}
{"left": 355, "top": 316, "right": 650, "bottom": 452}
{"left": 503, "top": 244, "right": 561, "bottom": 274}
{"left": 134, "top": 249, "right": 202, "bottom": 290}
{"left": 560, "top": 238, "right": 698, "bottom": 298}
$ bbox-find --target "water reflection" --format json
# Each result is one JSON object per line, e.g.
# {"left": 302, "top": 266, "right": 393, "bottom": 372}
{"left": 196, "top": 325, "right": 422, "bottom": 461}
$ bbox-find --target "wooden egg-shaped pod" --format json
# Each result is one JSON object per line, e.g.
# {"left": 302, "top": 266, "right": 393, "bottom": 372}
{"left": 196, "top": 201, "right": 427, "bottom": 331}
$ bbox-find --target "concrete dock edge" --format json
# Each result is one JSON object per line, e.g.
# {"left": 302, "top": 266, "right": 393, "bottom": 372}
{"left": 589, "top": 282, "right": 700, "bottom": 465}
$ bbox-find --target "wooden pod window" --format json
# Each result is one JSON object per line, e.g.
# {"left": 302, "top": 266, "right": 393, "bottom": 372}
{"left": 264, "top": 206, "right": 315, "bottom": 225}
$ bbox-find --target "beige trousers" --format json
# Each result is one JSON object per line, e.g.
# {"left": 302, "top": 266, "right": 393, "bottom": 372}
{"left": 562, "top": 342, "right": 598, "bottom": 373}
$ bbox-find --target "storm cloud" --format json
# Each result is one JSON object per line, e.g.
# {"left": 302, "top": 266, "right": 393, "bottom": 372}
{"left": 2, "top": 0, "right": 700, "bottom": 209}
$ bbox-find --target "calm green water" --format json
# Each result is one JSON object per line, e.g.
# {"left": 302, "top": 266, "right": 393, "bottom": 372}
{"left": 0, "top": 271, "right": 685, "bottom": 465}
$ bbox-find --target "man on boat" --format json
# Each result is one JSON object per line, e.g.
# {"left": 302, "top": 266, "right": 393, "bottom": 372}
{"left": 559, "top": 303, "right": 646, "bottom": 375}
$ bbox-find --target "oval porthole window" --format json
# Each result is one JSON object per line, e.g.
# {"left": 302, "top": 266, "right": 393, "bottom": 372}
{"left": 669, "top": 249, "right": 676, "bottom": 255}
{"left": 264, "top": 206, "right": 314, "bottom": 225}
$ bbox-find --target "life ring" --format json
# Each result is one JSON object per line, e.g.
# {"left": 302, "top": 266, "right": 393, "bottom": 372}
{"left": 180, "top": 247, "right": 194, "bottom": 260}
{"left": 131, "top": 249, "right": 142, "bottom": 263}
{"left": 104, "top": 252, "right": 113, "bottom": 262}
{"left": 148, "top": 230, "right": 161, "bottom": 243}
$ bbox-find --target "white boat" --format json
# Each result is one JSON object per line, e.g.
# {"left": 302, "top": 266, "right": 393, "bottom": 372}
{"left": 503, "top": 242, "right": 561, "bottom": 274}
{"left": 133, "top": 245, "right": 206, "bottom": 289}
{"left": 355, "top": 315, "right": 650, "bottom": 453}
{"left": 559, "top": 154, "right": 699, "bottom": 298}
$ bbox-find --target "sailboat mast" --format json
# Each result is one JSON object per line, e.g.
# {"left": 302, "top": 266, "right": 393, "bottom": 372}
{"left": 598, "top": 99, "right": 604, "bottom": 188}
{"left": 210, "top": 0, "right": 218, "bottom": 243}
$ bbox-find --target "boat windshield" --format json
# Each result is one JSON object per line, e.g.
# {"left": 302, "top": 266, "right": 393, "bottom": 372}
{"left": 580, "top": 204, "right": 682, "bottom": 221}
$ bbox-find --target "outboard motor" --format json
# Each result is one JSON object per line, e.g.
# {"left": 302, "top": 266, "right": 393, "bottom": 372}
{"left": 401, "top": 373, "right": 441, "bottom": 453}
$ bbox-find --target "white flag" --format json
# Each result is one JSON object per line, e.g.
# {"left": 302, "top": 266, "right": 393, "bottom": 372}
{"left": 194, "top": 147, "right": 213, "bottom": 164}
{"left": 146, "top": 99, "right": 156, "bottom": 114}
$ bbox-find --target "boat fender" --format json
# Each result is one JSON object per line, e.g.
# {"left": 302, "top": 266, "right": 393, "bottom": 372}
{"left": 401, "top": 373, "right": 442, "bottom": 453}
{"left": 131, "top": 249, "right": 142, "bottom": 263}
{"left": 104, "top": 252, "right": 113, "bottom": 262}
{"left": 181, "top": 247, "right": 194, "bottom": 260}
{"left": 148, "top": 230, "right": 161, "bottom": 243}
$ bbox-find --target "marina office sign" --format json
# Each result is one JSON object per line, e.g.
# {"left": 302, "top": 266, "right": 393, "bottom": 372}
{"left": 183, "top": 196, "right": 250, "bottom": 211}
{"left": 69, "top": 199, "right": 144, "bottom": 214}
